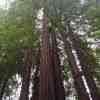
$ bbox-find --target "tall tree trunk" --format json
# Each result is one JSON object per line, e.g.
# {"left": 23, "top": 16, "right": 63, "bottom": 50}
{"left": 50, "top": 32, "right": 65, "bottom": 100}
{"left": 69, "top": 33, "right": 100, "bottom": 100}
{"left": 0, "top": 76, "right": 9, "bottom": 100}
{"left": 60, "top": 32, "right": 90, "bottom": 100}
{"left": 19, "top": 47, "right": 32, "bottom": 100}
{"left": 39, "top": 14, "right": 55, "bottom": 100}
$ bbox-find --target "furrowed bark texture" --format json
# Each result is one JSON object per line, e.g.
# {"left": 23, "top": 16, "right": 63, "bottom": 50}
{"left": 39, "top": 14, "right": 65, "bottom": 100}
{"left": 39, "top": 15, "right": 55, "bottom": 100}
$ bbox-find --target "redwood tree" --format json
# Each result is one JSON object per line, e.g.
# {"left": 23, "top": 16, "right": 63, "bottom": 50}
{"left": 39, "top": 12, "right": 65, "bottom": 100}
{"left": 39, "top": 14, "right": 56, "bottom": 100}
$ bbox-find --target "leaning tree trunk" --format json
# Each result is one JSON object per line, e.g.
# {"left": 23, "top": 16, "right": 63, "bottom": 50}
{"left": 19, "top": 47, "right": 32, "bottom": 100}
{"left": 50, "top": 32, "right": 65, "bottom": 100}
{"left": 39, "top": 14, "right": 56, "bottom": 100}
{"left": 69, "top": 33, "right": 100, "bottom": 100}
{"left": 60, "top": 32, "right": 90, "bottom": 100}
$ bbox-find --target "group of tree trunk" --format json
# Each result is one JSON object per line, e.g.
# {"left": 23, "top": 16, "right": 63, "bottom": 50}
{"left": 18, "top": 14, "right": 100, "bottom": 100}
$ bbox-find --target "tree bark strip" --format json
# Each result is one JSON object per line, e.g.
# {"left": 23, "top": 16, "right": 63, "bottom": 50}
{"left": 19, "top": 47, "right": 32, "bottom": 100}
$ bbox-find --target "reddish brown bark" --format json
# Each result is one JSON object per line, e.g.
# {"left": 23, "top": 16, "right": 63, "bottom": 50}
{"left": 19, "top": 47, "right": 32, "bottom": 100}
{"left": 40, "top": 14, "right": 65, "bottom": 100}
{"left": 39, "top": 14, "right": 55, "bottom": 100}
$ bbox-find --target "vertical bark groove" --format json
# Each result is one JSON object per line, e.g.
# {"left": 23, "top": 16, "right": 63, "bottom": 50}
{"left": 39, "top": 14, "right": 55, "bottom": 100}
